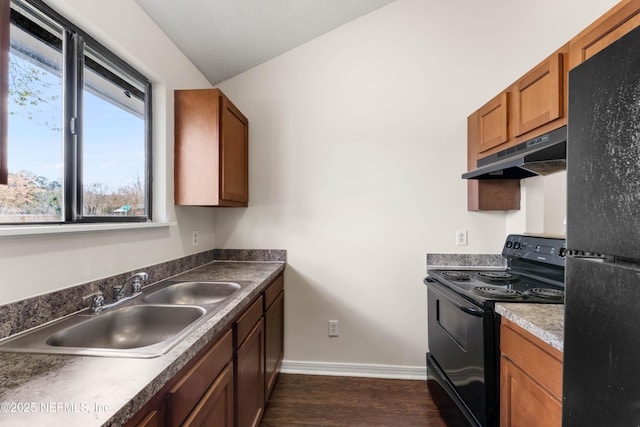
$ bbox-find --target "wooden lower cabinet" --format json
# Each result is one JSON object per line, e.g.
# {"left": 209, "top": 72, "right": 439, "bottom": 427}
{"left": 235, "top": 297, "right": 265, "bottom": 427}
{"left": 166, "top": 330, "right": 234, "bottom": 427}
{"left": 125, "top": 274, "right": 285, "bottom": 427}
{"left": 135, "top": 410, "right": 160, "bottom": 427}
{"left": 125, "top": 330, "right": 233, "bottom": 427}
{"left": 264, "top": 275, "right": 284, "bottom": 400}
{"left": 182, "top": 363, "right": 234, "bottom": 427}
{"left": 500, "top": 319, "right": 563, "bottom": 427}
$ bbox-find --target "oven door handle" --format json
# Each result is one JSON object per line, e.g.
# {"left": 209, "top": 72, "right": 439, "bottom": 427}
{"left": 458, "top": 305, "right": 483, "bottom": 317}
{"left": 428, "top": 280, "right": 485, "bottom": 317}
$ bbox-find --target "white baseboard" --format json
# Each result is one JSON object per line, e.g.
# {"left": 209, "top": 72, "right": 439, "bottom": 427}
{"left": 280, "top": 360, "right": 427, "bottom": 380}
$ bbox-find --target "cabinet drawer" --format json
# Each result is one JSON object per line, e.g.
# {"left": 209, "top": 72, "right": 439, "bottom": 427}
{"left": 166, "top": 330, "right": 233, "bottom": 426}
{"left": 500, "top": 319, "right": 563, "bottom": 400}
{"left": 236, "top": 296, "right": 263, "bottom": 347}
{"left": 264, "top": 275, "right": 284, "bottom": 310}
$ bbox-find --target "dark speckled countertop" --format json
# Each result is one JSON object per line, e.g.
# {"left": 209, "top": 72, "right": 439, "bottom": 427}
{"left": 0, "top": 260, "right": 285, "bottom": 427}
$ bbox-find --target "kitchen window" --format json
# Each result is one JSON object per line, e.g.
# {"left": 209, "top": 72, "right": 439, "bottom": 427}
{"left": 0, "top": 0, "right": 152, "bottom": 224}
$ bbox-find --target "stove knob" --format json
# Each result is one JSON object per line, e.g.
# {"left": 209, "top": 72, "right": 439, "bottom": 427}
{"left": 513, "top": 242, "right": 521, "bottom": 250}
{"left": 559, "top": 247, "right": 567, "bottom": 258}
{"left": 506, "top": 241, "right": 513, "bottom": 248}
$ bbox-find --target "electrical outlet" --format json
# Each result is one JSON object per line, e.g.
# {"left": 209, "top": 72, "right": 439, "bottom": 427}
{"left": 192, "top": 230, "right": 199, "bottom": 247}
{"left": 456, "top": 229, "right": 468, "bottom": 246}
{"left": 328, "top": 320, "right": 339, "bottom": 337}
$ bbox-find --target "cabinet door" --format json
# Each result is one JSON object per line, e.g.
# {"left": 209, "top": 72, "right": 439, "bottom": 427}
{"left": 236, "top": 318, "right": 265, "bottom": 427}
{"left": 569, "top": 0, "right": 640, "bottom": 69}
{"left": 500, "top": 320, "right": 562, "bottom": 427}
{"left": 265, "top": 290, "right": 284, "bottom": 400}
{"left": 174, "top": 89, "right": 221, "bottom": 206}
{"left": 512, "top": 53, "right": 563, "bottom": 137}
{"left": 174, "top": 88, "right": 249, "bottom": 207}
{"left": 477, "top": 92, "right": 509, "bottom": 153}
{"left": 220, "top": 95, "right": 249, "bottom": 204}
{"left": 500, "top": 357, "right": 562, "bottom": 427}
{"left": 183, "top": 363, "right": 234, "bottom": 427}
{"left": 166, "top": 330, "right": 233, "bottom": 426}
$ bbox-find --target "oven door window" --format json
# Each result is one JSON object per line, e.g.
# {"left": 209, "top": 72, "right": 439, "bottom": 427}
{"left": 438, "top": 298, "right": 468, "bottom": 350}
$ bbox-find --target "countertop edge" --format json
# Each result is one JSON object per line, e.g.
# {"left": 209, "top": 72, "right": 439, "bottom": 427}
{"left": 495, "top": 303, "right": 564, "bottom": 352}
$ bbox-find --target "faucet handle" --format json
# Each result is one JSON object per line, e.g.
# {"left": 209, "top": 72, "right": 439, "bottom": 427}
{"left": 131, "top": 281, "right": 142, "bottom": 294}
{"left": 131, "top": 272, "right": 148, "bottom": 294}
{"left": 82, "top": 291, "right": 105, "bottom": 313}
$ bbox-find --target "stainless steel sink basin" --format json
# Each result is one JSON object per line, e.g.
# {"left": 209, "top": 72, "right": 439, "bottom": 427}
{"left": 0, "top": 304, "right": 207, "bottom": 358}
{"left": 46, "top": 305, "right": 205, "bottom": 349}
{"left": 142, "top": 281, "right": 241, "bottom": 305}
{"left": 0, "top": 279, "right": 247, "bottom": 358}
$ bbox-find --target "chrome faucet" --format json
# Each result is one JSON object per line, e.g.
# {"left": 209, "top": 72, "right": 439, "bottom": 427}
{"left": 113, "top": 272, "right": 148, "bottom": 301}
{"left": 83, "top": 272, "right": 148, "bottom": 314}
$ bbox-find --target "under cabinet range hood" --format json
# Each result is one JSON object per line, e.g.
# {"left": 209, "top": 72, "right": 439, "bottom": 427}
{"left": 463, "top": 126, "right": 567, "bottom": 180}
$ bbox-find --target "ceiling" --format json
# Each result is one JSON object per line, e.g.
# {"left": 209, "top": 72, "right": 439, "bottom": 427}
{"left": 135, "top": 0, "right": 396, "bottom": 85}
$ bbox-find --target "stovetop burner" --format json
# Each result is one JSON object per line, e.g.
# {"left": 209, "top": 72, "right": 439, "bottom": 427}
{"left": 529, "top": 288, "right": 564, "bottom": 300}
{"left": 473, "top": 286, "right": 522, "bottom": 298}
{"left": 441, "top": 271, "right": 471, "bottom": 281}
{"left": 476, "top": 271, "right": 517, "bottom": 283}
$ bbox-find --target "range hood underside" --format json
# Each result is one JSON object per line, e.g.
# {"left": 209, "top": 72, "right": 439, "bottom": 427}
{"left": 462, "top": 127, "right": 567, "bottom": 180}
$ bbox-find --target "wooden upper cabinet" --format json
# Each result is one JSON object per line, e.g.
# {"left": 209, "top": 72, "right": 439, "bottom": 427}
{"left": 465, "top": 2, "right": 640, "bottom": 212}
{"left": 467, "top": 112, "right": 521, "bottom": 211}
{"left": 465, "top": 46, "right": 567, "bottom": 211}
{"left": 512, "top": 52, "right": 563, "bottom": 137}
{"left": 220, "top": 96, "right": 249, "bottom": 204}
{"left": 569, "top": 0, "right": 640, "bottom": 70}
{"left": 175, "top": 88, "right": 248, "bottom": 207}
{"left": 477, "top": 92, "right": 509, "bottom": 154}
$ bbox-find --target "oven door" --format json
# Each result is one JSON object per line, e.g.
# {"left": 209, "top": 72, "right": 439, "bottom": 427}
{"left": 427, "top": 280, "right": 489, "bottom": 426}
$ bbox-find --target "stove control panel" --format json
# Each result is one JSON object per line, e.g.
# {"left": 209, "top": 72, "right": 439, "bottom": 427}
{"left": 503, "top": 234, "right": 566, "bottom": 267}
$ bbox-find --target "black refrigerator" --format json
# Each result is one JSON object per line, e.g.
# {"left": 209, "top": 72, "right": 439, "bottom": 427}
{"left": 564, "top": 24, "right": 640, "bottom": 426}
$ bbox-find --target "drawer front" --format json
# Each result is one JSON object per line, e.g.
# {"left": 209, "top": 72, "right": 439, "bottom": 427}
{"left": 166, "top": 330, "right": 233, "bottom": 426}
{"left": 264, "top": 275, "right": 284, "bottom": 310}
{"left": 500, "top": 320, "right": 563, "bottom": 400}
{"left": 236, "top": 295, "right": 264, "bottom": 348}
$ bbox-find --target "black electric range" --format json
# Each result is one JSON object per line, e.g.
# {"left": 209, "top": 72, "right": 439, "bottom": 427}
{"left": 425, "top": 234, "right": 566, "bottom": 427}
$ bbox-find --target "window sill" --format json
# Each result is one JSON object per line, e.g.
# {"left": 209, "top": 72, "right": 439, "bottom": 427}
{"left": 0, "top": 221, "right": 175, "bottom": 238}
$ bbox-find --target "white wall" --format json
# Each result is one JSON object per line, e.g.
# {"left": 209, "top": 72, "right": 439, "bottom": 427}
{"left": 216, "top": 0, "right": 619, "bottom": 371}
{"left": 0, "top": 0, "right": 216, "bottom": 304}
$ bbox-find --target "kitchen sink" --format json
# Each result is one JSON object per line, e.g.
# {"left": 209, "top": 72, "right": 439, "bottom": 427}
{"left": 46, "top": 305, "right": 205, "bottom": 349}
{"left": 0, "top": 304, "right": 207, "bottom": 358}
{"left": 142, "top": 281, "right": 241, "bottom": 305}
{"left": 0, "top": 278, "right": 246, "bottom": 358}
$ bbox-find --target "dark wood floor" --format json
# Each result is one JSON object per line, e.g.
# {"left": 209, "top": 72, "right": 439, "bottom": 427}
{"left": 260, "top": 374, "right": 465, "bottom": 427}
